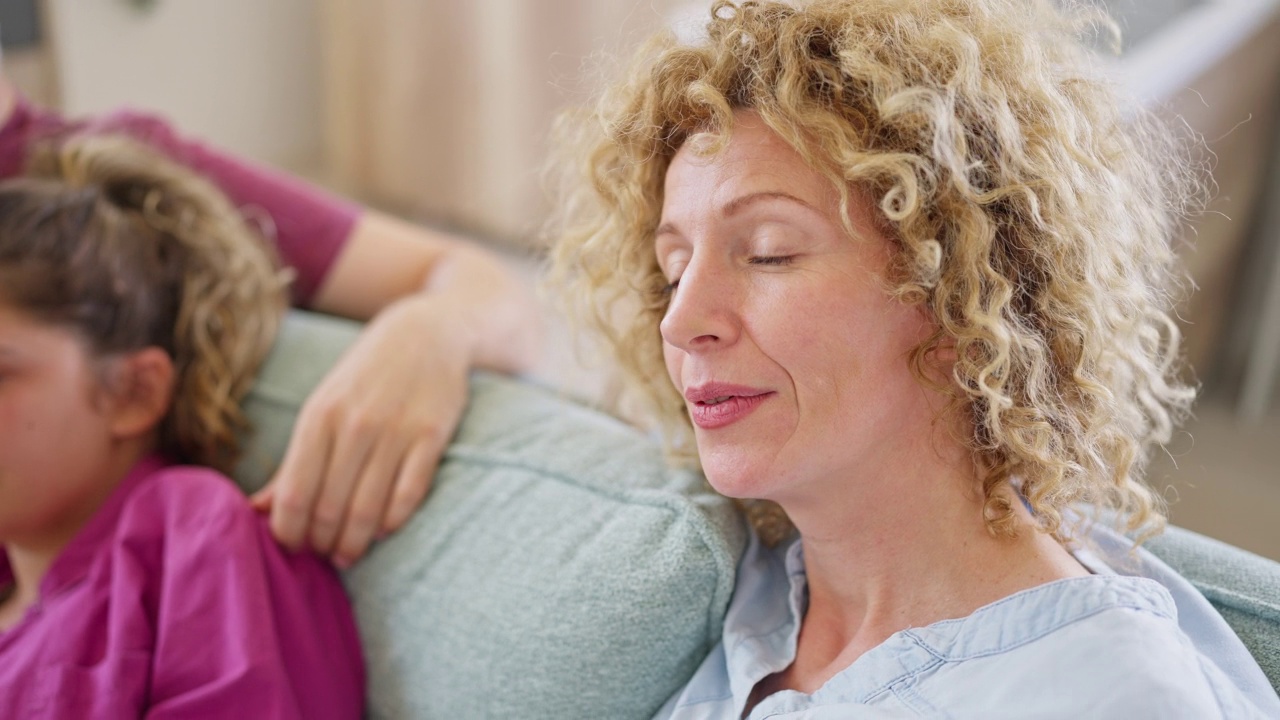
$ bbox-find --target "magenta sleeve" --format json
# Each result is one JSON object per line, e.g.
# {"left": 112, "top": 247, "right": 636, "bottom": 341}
{"left": 85, "top": 112, "right": 362, "bottom": 306}
{"left": 0, "top": 98, "right": 361, "bottom": 306}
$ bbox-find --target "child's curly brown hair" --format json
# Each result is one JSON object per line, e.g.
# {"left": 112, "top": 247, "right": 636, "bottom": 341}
{"left": 0, "top": 135, "right": 288, "bottom": 473}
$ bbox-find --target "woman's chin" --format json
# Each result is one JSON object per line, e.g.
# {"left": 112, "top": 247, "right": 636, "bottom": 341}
{"left": 701, "top": 455, "right": 777, "bottom": 501}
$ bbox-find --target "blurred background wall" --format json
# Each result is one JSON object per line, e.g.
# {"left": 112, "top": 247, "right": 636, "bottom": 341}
{"left": 317, "top": 0, "right": 692, "bottom": 242}
{"left": 17, "top": 0, "right": 325, "bottom": 170}
{"left": 2, "top": 0, "right": 1277, "bottom": 558}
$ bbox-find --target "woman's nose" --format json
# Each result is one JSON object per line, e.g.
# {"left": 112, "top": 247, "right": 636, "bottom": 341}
{"left": 659, "top": 258, "right": 739, "bottom": 352}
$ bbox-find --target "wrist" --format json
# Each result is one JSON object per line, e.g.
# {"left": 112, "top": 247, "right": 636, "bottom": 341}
{"left": 384, "top": 293, "right": 482, "bottom": 369}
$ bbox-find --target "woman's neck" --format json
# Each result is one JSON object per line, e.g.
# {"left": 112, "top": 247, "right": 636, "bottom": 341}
{"left": 770, "top": 448, "right": 1088, "bottom": 695}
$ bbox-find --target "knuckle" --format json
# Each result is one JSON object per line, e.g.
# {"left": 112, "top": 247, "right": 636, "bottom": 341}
{"left": 380, "top": 509, "right": 409, "bottom": 534}
{"left": 310, "top": 502, "right": 344, "bottom": 529}
{"left": 301, "top": 395, "right": 342, "bottom": 426}
{"left": 270, "top": 516, "right": 303, "bottom": 546}
{"left": 413, "top": 420, "right": 447, "bottom": 445}
{"left": 391, "top": 482, "right": 429, "bottom": 514}
{"left": 342, "top": 506, "right": 381, "bottom": 533}
{"left": 309, "top": 533, "right": 336, "bottom": 555}
{"left": 273, "top": 488, "right": 312, "bottom": 515}
{"left": 336, "top": 526, "right": 372, "bottom": 555}
{"left": 333, "top": 541, "right": 367, "bottom": 568}
{"left": 343, "top": 410, "right": 381, "bottom": 439}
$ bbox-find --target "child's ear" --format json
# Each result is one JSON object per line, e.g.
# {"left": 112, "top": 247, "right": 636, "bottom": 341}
{"left": 105, "top": 347, "right": 175, "bottom": 439}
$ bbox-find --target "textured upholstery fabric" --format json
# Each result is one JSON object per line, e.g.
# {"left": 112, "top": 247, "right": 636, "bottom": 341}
{"left": 1146, "top": 526, "right": 1280, "bottom": 692}
{"left": 233, "top": 310, "right": 1279, "bottom": 714}
{"left": 234, "top": 311, "right": 747, "bottom": 718}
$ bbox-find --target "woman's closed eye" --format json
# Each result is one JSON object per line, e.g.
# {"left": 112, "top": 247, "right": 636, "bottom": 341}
{"left": 656, "top": 266, "right": 683, "bottom": 299}
{"left": 659, "top": 255, "right": 794, "bottom": 297}
{"left": 748, "top": 255, "right": 796, "bottom": 267}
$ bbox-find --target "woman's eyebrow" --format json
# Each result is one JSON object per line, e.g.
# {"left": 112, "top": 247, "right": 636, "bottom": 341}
{"left": 721, "top": 190, "right": 817, "bottom": 218}
{"left": 656, "top": 190, "right": 819, "bottom": 238}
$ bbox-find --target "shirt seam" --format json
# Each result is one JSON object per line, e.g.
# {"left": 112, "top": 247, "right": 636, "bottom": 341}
{"left": 888, "top": 668, "right": 946, "bottom": 718}
{"left": 904, "top": 601, "right": 1170, "bottom": 662}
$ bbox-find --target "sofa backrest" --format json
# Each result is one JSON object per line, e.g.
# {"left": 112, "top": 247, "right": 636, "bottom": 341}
{"left": 236, "top": 310, "right": 1280, "bottom": 714}
{"left": 236, "top": 311, "right": 746, "bottom": 718}
{"left": 1145, "top": 526, "right": 1280, "bottom": 692}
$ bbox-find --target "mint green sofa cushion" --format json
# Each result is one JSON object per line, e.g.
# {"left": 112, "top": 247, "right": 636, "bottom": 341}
{"left": 233, "top": 311, "right": 747, "bottom": 719}
{"left": 234, "top": 311, "right": 1280, "bottom": 713}
{"left": 1145, "top": 526, "right": 1280, "bottom": 692}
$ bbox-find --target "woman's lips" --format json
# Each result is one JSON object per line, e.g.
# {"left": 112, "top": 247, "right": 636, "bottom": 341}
{"left": 687, "top": 391, "right": 773, "bottom": 429}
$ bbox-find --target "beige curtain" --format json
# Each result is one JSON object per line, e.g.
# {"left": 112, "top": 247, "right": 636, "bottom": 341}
{"left": 320, "top": 0, "right": 688, "bottom": 245}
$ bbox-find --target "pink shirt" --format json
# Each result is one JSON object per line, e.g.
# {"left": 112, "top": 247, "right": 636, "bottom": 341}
{"left": 0, "top": 97, "right": 360, "bottom": 305}
{"left": 0, "top": 456, "right": 365, "bottom": 719}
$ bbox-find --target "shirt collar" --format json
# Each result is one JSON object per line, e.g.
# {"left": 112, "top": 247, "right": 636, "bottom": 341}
{"left": 722, "top": 534, "right": 806, "bottom": 716}
{"left": 724, "top": 531, "right": 1179, "bottom": 716}
{"left": 36, "top": 454, "right": 169, "bottom": 601}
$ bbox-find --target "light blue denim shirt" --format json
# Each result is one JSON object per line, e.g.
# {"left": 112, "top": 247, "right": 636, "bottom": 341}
{"left": 656, "top": 530, "right": 1280, "bottom": 719}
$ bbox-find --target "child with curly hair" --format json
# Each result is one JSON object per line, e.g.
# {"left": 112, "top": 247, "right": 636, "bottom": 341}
{"left": 0, "top": 136, "right": 363, "bottom": 718}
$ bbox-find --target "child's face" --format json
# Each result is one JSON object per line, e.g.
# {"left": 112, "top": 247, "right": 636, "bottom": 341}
{"left": 0, "top": 303, "right": 121, "bottom": 546}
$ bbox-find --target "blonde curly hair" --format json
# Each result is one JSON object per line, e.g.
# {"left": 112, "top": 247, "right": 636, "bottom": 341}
{"left": 547, "top": 0, "right": 1202, "bottom": 541}
{"left": 0, "top": 135, "right": 288, "bottom": 474}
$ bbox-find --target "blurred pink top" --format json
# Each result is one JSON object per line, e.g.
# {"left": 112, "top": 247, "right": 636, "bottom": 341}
{"left": 0, "top": 96, "right": 360, "bottom": 306}
{"left": 0, "top": 456, "right": 365, "bottom": 719}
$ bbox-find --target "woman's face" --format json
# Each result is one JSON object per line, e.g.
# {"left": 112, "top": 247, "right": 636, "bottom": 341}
{"left": 656, "top": 112, "right": 939, "bottom": 505}
{"left": 0, "top": 303, "right": 119, "bottom": 545}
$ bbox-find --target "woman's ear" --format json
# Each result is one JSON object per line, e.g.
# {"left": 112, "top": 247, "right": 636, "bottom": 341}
{"left": 931, "top": 337, "right": 959, "bottom": 365}
{"left": 102, "top": 347, "right": 175, "bottom": 439}
{"left": 916, "top": 323, "right": 959, "bottom": 378}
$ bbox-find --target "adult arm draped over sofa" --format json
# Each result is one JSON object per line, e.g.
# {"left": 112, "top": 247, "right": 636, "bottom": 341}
{"left": 0, "top": 77, "right": 541, "bottom": 569}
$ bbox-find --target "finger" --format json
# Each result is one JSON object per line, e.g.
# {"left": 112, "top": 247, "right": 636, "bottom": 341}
{"left": 268, "top": 408, "right": 335, "bottom": 550}
{"left": 306, "top": 414, "right": 378, "bottom": 555}
{"left": 249, "top": 483, "right": 274, "bottom": 512}
{"left": 380, "top": 435, "right": 443, "bottom": 534}
{"left": 330, "top": 436, "right": 407, "bottom": 567}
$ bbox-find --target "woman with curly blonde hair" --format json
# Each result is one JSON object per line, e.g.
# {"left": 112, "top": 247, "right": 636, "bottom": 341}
{"left": 0, "top": 136, "right": 363, "bottom": 717}
{"left": 548, "top": 0, "right": 1276, "bottom": 715}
